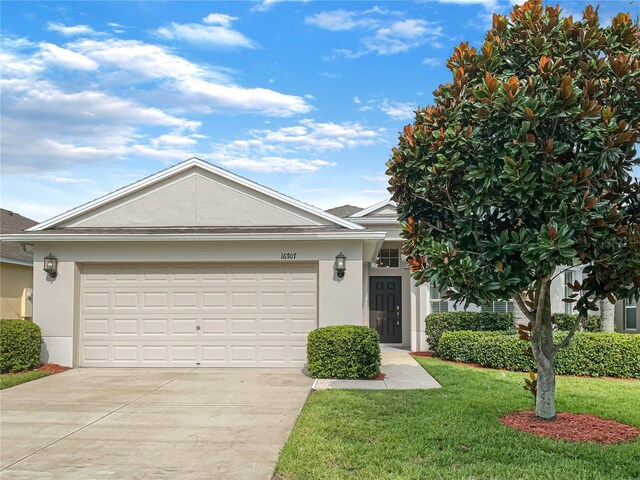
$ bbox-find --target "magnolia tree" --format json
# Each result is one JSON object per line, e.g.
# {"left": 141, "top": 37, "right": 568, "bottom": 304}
{"left": 387, "top": 0, "right": 640, "bottom": 419}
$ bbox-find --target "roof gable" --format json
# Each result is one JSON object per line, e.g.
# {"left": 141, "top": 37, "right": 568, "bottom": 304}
{"left": 30, "top": 158, "right": 363, "bottom": 231}
{"left": 349, "top": 200, "right": 397, "bottom": 218}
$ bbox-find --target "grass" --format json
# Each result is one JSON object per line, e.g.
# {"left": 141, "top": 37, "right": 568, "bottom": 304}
{"left": 275, "top": 357, "right": 640, "bottom": 480}
{"left": 0, "top": 370, "right": 52, "bottom": 390}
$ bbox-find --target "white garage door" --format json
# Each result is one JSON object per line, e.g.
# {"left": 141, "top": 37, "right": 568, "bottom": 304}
{"left": 79, "top": 264, "right": 317, "bottom": 367}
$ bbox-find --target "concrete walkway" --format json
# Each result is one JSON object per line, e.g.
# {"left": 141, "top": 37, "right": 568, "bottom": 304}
{"left": 313, "top": 347, "right": 441, "bottom": 390}
{"left": 1, "top": 368, "right": 311, "bottom": 480}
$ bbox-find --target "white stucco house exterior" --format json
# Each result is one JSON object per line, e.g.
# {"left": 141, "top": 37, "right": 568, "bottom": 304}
{"left": 6, "top": 158, "right": 638, "bottom": 368}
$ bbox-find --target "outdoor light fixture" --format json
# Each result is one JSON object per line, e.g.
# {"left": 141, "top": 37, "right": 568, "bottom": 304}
{"left": 334, "top": 252, "right": 346, "bottom": 278}
{"left": 43, "top": 253, "right": 58, "bottom": 278}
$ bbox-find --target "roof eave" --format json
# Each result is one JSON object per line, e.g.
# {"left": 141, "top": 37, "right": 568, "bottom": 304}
{"left": 3, "top": 231, "right": 387, "bottom": 243}
{"left": 0, "top": 257, "right": 33, "bottom": 266}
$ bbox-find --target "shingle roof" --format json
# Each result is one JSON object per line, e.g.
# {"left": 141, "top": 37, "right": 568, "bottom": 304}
{"left": 325, "top": 205, "right": 363, "bottom": 218}
{"left": 1, "top": 209, "right": 37, "bottom": 264}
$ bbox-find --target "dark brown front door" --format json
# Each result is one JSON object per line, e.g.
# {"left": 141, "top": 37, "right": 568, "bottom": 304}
{"left": 369, "top": 276, "right": 402, "bottom": 343}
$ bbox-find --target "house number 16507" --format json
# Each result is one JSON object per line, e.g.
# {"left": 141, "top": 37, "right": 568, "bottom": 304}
{"left": 281, "top": 252, "right": 297, "bottom": 260}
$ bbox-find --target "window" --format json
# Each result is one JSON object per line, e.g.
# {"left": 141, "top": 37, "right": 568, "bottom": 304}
{"left": 625, "top": 299, "right": 637, "bottom": 331}
{"left": 481, "top": 301, "right": 514, "bottom": 313}
{"left": 375, "top": 248, "right": 399, "bottom": 268}
{"left": 429, "top": 283, "right": 448, "bottom": 313}
{"left": 564, "top": 271, "right": 574, "bottom": 314}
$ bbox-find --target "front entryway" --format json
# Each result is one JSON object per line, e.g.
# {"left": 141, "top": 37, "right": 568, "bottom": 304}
{"left": 369, "top": 276, "right": 402, "bottom": 343}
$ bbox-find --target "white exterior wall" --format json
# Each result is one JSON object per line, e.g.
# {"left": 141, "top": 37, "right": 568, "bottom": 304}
{"left": 410, "top": 282, "right": 429, "bottom": 351}
{"left": 33, "top": 240, "right": 365, "bottom": 366}
{"left": 63, "top": 170, "right": 331, "bottom": 228}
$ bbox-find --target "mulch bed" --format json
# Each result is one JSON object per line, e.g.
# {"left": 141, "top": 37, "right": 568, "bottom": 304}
{"left": 372, "top": 372, "right": 386, "bottom": 381}
{"left": 36, "top": 363, "right": 70, "bottom": 374}
{"left": 2, "top": 363, "right": 69, "bottom": 377}
{"left": 410, "top": 351, "right": 433, "bottom": 357}
{"left": 501, "top": 410, "right": 640, "bottom": 445}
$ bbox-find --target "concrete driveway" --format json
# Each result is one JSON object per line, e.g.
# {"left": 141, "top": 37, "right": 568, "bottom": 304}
{"left": 0, "top": 368, "right": 311, "bottom": 480}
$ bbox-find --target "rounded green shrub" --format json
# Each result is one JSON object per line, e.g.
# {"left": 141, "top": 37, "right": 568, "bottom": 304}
{"left": 552, "top": 313, "right": 601, "bottom": 332}
{"left": 555, "top": 333, "right": 640, "bottom": 378}
{"left": 425, "top": 312, "right": 514, "bottom": 353}
{"left": 307, "top": 325, "right": 380, "bottom": 379}
{"left": 438, "top": 330, "right": 639, "bottom": 378}
{"left": 0, "top": 319, "right": 42, "bottom": 373}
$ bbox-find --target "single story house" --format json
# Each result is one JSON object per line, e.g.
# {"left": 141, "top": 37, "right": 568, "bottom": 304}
{"left": 0, "top": 209, "right": 37, "bottom": 319}
{"left": 5, "top": 158, "right": 637, "bottom": 368}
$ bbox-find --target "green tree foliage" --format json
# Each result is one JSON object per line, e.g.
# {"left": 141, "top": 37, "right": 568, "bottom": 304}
{"left": 387, "top": 0, "right": 640, "bottom": 418}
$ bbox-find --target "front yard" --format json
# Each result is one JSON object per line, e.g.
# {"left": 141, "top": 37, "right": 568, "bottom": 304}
{"left": 0, "top": 370, "right": 53, "bottom": 390}
{"left": 275, "top": 357, "right": 640, "bottom": 480}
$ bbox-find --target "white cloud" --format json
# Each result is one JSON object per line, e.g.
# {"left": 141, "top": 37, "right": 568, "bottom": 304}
{"left": 0, "top": 43, "right": 203, "bottom": 172}
{"left": 36, "top": 174, "right": 95, "bottom": 184}
{"left": 305, "top": 10, "right": 376, "bottom": 31}
{"left": 207, "top": 119, "right": 386, "bottom": 173}
{"left": 155, "top": 18, "right": 255, "bottom": 49}
{"left": 202, "top": 13, "right": 237, "bottom": 27}
{"left": 380, "top": 100, "right": 417, "bottom": 120}
{"left": 363, "top": 20, "right": 443, "bottom": 55}
{"left": 422, "top": 57, "right": 441, "bottom": 67}
{"left": 39, "top": 43, "right": 98, "bottom": 70}
{"left": 46, "top": 23, "right": 97, "bottom": 36}
{"left": 0, "top": 51, "right": 43, "bottom": 78}
{"left": 70, "top": 38, "right": 311, "bottom": 116}
{"left": 308, "top": 9, "right": 444, "bottom": 58}
{"left": 151, "top": 134, "right": 205, "bottom": 147}
{"left": 353, "top": 96, "right": 362, "bottom": 104}
{"left": 319, "top": 71, "right": 341, "bottom": 79}
{"left": 251, "top": 0, "right": 309, "bottom": 13}
{"left": 219, "top": 157, "right": 334, "bottom": 173}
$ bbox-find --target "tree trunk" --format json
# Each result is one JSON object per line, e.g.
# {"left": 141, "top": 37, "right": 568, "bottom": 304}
{"left": 530, "top": 278, "right": 557, "bottom": 419}
{"left": 512, "top": 295, "right": 529, "bottom": 327}
{"left": 599, "top": 299, "right": 615, "bottom": 332}
{"left": 534, "top": 355, "right": 556, "bottom": 419}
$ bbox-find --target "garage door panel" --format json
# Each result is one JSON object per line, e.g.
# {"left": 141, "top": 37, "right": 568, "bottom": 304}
{"left": 80, "top": 264, "right": 317, "bottom": 367}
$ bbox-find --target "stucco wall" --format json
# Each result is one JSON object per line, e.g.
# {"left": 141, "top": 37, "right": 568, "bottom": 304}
{"left": 1, "top": 262, "right": 32, "bottom": 319}
{"left": 62, "top": 169, "right": 331, "bottom": 228}
{"left": 32, "top": 240, "right": 365, "bottom": 366}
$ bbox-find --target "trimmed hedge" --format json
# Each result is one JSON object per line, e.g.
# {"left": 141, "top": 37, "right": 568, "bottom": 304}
{"left": 425, "top": 312, "right": 514, "bottom": 353}
{"left": 438, "top": 330, "right": 640, "bottom": 378}
{"left": 552, "top": 313, "right": 601, "bottom": 332}
{"left": 0, "top": 319, "right": 42, "bottom": 373}
{"left": 307, "top": 325, "right": 380, "bottom": 379}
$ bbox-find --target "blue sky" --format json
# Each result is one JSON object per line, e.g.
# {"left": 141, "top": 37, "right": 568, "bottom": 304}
{"left": 1, "top": 0, "right": 637, "bottom": 222}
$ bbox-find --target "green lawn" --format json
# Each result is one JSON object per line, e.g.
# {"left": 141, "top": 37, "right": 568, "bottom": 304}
{"left": 0, "top": 370, "right": 52, "bottom": 390}
{"left": 275, "top": 357, "right": 640, "bottom": 480}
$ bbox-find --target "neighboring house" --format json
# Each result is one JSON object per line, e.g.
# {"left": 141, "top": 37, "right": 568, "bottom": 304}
{"left": 0, "top": 209, "right": 37, "bottom": 319}
{"left": 4, "top": 158, "right": 637, "bottom": 369}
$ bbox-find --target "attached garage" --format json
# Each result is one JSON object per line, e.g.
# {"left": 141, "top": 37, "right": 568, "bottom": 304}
{"left": 12, "top": 158, "right": 386, "bottom": 367}
{"left": 80, "top": 263, "right": 318, "bottom": 367}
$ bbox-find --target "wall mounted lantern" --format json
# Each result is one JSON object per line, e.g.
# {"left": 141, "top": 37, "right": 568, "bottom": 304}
{"left": 43, "top": 253, "right": 58, "bottom": 278}
{"left": 334, "top": 252, "right": 346, "bottom": 278}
